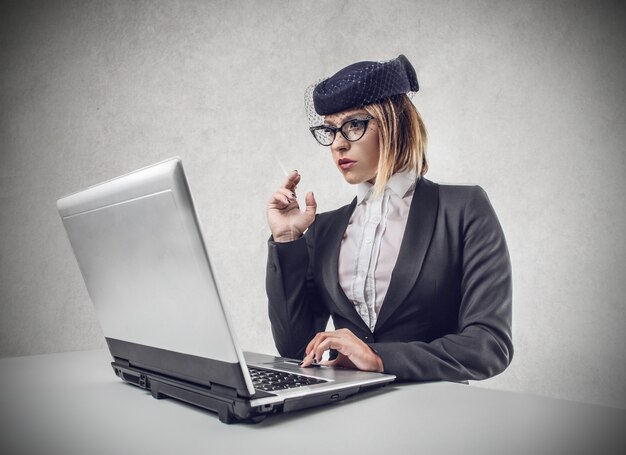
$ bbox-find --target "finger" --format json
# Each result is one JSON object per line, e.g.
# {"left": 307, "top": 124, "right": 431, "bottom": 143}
{"left": 305, "top": 330, "right": 352, "bottom": 355}
{"left": 315, "top": 336, "right": 345, "bottom": 364}
{"left": 304, "top": 331, "right": 330, "bottom": 357}
{"left": 281, "top": 170, "right": 301, "bottom": 191}
{"left": 301, "top": 334, "right": 321, "bottom": 367}
{"left": 277, "top": 187, "right": 296, "bottom": 201}
{"left": 268, "top": 191, "right": 292, "bottom": 209}
{"left": 300, "top": 349, "right": 318, "bottom": 367}
{"left": 304, "top": 191, "right": 317, "bottom": 218}
{"left": 290, "top": 172, "right": 301, "bottom": 190}
{"left": 303, "top": 331, "right": 334, "bottom": 365}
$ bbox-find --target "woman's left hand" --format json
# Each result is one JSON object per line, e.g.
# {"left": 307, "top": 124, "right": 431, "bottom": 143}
{"left": 300, "top": 328, "right": 384, "bottom": 372}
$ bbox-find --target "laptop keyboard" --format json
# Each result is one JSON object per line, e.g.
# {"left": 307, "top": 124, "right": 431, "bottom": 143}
{"left": 248, "top": 367, "right": 326, "bottom": 392}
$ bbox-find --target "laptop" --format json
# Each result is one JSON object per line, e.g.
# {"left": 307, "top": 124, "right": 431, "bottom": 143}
{"left": 57, "top": 157, "right": 395, "bottom": 423}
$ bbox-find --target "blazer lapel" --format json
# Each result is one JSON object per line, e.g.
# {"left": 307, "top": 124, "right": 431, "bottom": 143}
{"left": 319, "top": 199, "right": 373, "bottom": 334}
{"left": 374, "top": 178, "right": 440, "bottom": 332}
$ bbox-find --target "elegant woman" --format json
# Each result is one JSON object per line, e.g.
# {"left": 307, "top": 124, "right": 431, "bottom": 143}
{"left": 266, "top": 55, "right": 512, "bottom": 382}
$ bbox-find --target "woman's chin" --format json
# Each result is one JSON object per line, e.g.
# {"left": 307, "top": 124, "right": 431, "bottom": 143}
{"left": 340, "top": 172, "right": 375, "bottom": 185}
{"left": 337, "top": 168, "right": 360, "bottom": 184}
{"left": 341, "top": 174, "right": 361, "bottom": 185}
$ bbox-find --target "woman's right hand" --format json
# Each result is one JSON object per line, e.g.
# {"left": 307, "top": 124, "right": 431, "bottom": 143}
{"left": 267, "top": 170, "right": 317, "bottom": 243}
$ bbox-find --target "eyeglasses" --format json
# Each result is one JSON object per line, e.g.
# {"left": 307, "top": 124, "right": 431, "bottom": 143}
{"left": 309, "top": 115, "right": 374, "bottom": 146}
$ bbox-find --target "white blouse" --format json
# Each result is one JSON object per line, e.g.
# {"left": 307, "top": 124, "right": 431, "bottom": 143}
{"left": 338, "top": 170, "right": 417, "bottom": 331}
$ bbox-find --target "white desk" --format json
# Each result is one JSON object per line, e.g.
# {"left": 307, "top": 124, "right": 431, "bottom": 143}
{"left": 0, "top": 349, "right": 623, "bottom": 455}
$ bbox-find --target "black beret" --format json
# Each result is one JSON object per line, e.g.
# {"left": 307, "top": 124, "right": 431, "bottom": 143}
{"left": 312, "top": 54, "right": 419, "bottom": 116}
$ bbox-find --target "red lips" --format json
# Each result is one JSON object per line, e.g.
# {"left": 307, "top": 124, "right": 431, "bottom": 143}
{"left": 338, "top": 158, "right": 356, "bottom": 170}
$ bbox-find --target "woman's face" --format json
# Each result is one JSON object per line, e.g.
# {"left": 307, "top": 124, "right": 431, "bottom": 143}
{"left": 324, "top": 108, "right": 380, "bottom": 185}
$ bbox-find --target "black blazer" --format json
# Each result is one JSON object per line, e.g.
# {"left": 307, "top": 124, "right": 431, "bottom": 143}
{"left": 266, "top": 178, "right": 513, "bottom": 382}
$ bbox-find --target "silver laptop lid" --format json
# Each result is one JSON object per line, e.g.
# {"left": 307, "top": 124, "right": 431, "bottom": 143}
{"left": 57, "top": 157, "right": 255, "bottom": 395}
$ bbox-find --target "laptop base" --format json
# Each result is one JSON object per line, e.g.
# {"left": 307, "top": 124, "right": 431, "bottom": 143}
{"left": 111, "top": 361, "right": 383, "bottom": 424}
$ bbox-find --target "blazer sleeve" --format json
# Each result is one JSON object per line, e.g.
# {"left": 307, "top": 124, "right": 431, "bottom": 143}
{"left": 266, "top": 220, "right": 330, "bottom": 359}
{"left": 370, "top": 186, "right": 513, "bottom": 382}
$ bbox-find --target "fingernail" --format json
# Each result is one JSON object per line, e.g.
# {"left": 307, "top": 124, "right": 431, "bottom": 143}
{"left": 298, "top": 360, "right": 304, "bottom": 366}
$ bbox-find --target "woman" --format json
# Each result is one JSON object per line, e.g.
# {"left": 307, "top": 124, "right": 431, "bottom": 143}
{"left": 266, "top": 55, "right": 512, "bottom": 382}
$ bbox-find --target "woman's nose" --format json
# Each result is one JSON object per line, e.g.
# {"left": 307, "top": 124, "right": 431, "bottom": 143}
{"left": 330, "top": 132, "right": 349, "bottom": 153}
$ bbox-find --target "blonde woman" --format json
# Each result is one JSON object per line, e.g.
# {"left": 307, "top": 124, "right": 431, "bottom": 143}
{"left": 266, "top": 55, "right": 512, "bottom": 382}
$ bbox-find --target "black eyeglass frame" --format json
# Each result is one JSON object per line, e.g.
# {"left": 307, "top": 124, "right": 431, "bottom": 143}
{"left": 309, "top": 115, "right": 374, "bottom": 146}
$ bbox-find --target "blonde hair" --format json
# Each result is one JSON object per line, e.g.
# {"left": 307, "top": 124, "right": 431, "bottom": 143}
{"left": 364, "top": 94, "right": 428, "bottom": 195}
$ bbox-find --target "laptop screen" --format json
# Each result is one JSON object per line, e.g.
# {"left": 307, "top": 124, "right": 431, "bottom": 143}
{"left": 58, "top": 158, "right": 255, "bottom": 396}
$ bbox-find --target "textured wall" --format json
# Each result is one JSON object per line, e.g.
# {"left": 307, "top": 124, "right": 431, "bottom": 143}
{"left": 1, "top": 0, "right": 624, "bottom": 408}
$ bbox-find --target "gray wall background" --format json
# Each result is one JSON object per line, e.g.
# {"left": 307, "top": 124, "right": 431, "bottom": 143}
{"left": 1, "top": 0, "right": 624, "bottom": 409}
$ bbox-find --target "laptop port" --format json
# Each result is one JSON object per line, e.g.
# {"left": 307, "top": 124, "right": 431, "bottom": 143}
{"left": 257, "top": 404, "right": 274, "bottom": 413}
